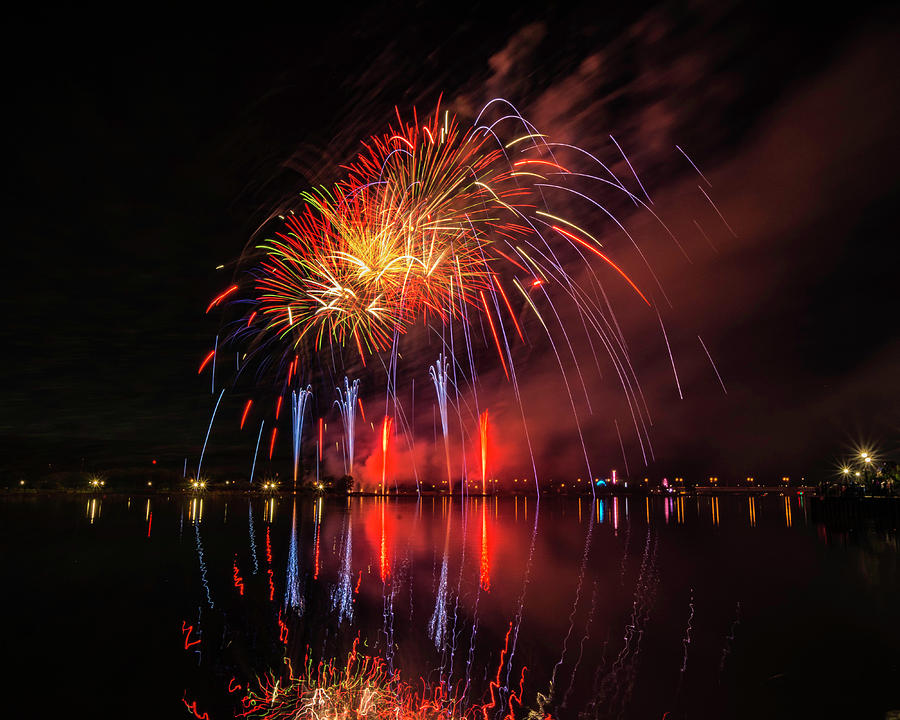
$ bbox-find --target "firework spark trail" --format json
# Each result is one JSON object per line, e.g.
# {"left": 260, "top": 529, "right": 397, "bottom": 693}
{"left": 291, "top": 386, "right": 313, "bottom": 489}
{"left": 211, "top": 334, "right": 219, "bottom": 393}
{"left": 248, "top": 501, "right": 259, "bottom": 575}
{"left": 249, "top": 419, "right": 265, "bottom": 485}
{"left": 196, "top": 388, "right": 226, "bottom": 481}
{"left": 694, "top": 219, "right": 719, "bottom": 253}
{"left": 533, "top": 182, "right": 671, "bottom": 308}
{"left": 285, "top": 499, "right": 303, "bottom": 613}
{"left": 698, "top": 335, "right": 728, "bottom": 395}
{"left": 511, "top": 244, "right": 654, "bottom": 465}
{"left": 449, "top": 302, "right": 473, "bottom": 499}
{"left": 614, "top": 418, "right": 631, "bottom": 479}
{"left": 609, "top": 134, "right": 653, "bottom": 207}
{"left": 676, "top": 144, "right": 712, "bottom": 187}
{"left": 536, "top": 284, "right": 595, "bottom": 490}
{"left": 550, "top": 246, "right": 656, "bottom": 439}
{"left": 334, "top": 377, "right": 359, "bottom": 475}
{"left": 657, "top": 309, "right": 683, "bottom": 400}
{"left": 699, "top": 185, "right": 737, "bottom": 238}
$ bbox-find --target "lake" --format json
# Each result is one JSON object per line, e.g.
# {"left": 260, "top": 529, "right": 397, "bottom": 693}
{"left": 2, "top": 492, "right": 898, "bottom": 719}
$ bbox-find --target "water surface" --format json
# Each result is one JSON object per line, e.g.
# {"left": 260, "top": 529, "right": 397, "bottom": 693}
{"left": 3, "top": 492, "right": 897, "bottom": 719}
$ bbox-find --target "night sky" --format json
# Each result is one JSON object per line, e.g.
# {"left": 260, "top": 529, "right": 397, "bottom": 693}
{"left": 4, "top": 2, "right": 899, "bottom": 482}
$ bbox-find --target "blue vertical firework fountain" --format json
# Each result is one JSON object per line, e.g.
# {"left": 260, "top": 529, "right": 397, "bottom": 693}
{"left": 334, "top": 377, "right": 359, "bottom": 477}
{"left": 291, "top": 386, "right": 313, "bottom": 490}
{"left": 429, "top": 354, "right": 453, "bottom": 495}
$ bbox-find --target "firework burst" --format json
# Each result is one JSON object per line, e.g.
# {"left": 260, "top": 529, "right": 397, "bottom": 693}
{"left": 200, "top": 96, "right": 723, "bottom": 491}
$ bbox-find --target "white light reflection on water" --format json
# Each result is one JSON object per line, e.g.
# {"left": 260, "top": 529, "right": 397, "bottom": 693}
{"left": 86, "top": 498, "right": 100, "bottom": 524}
{"left": 285, "top": 499, "right": 303, "bottom": 613}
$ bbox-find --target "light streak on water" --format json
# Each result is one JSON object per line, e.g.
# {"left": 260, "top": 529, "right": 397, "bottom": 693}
{"left": 285, "top": 500, "right": 303, "bottom": 613}
{"left": 719, "top": 601, "right": 742, "bottom": 680}
{"left": 673, "top": 588, "right": 696, "bottom": 710}
{"left": 543, "top": 506, "right": 595, "bottom": 716}
{"left": 331, "top": 517, "right": 353, "bottom": 624}
{"left": 313, "top": 496, "right": 322, "bottom": 580}
{"left": 427, "top": 503, "right": 451, "bottom": 651}
{"left": 248, "top": 501, "right": 259, "bottom": 575}
{"left": 561, "top": 578, "right": 600, "bottom": 712}
{"left": 193, "top": 514, "right": 214, "bottom": 609}
{"left": 590, "top": 528, "right": 659, "bottom": 717}
{"left": 86, "top": 498, "right": 101, "bottom": 524}
{"left": 502, "top": 497, "right": 540, "bottom": 696}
